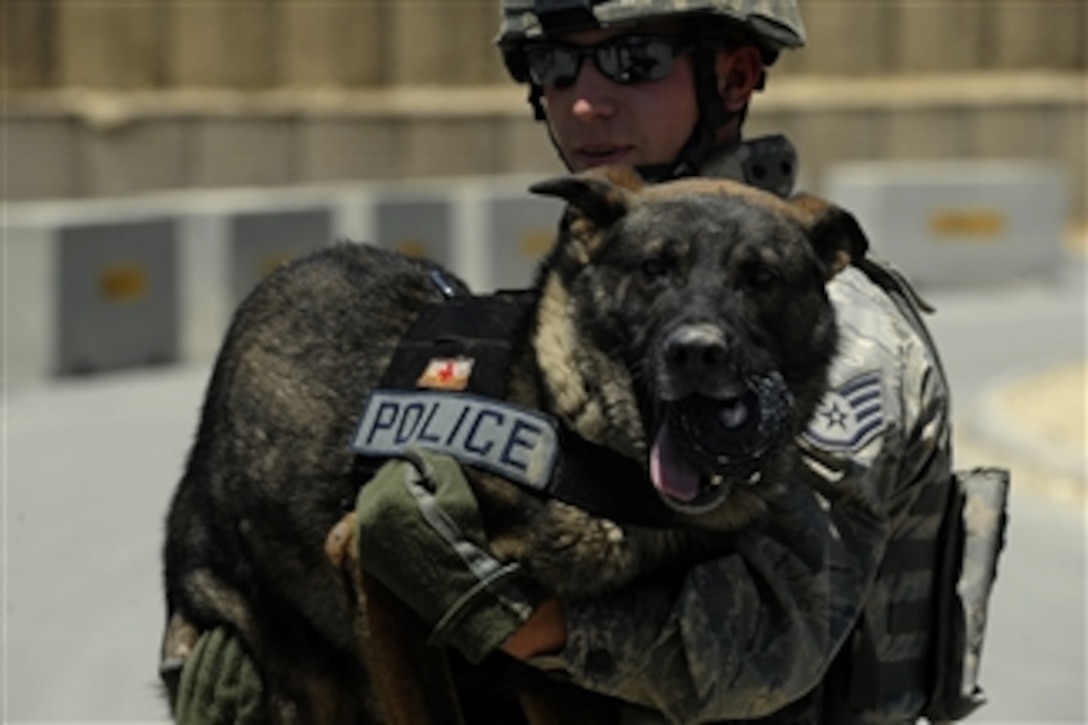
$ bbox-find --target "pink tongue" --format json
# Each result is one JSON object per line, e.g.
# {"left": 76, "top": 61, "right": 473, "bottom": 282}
{"left": 650, "top": 421, "right": 701, "bottom": 502}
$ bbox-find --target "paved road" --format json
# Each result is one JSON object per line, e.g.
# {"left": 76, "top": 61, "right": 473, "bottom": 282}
{"left": 922, "top": 260, "right": 1086, "bottom": 723}
{"left": 3, "top": 262, "right": 1085, "bottom": 723}
{"left": 4, "top": 366, "right": 204, "bottom": 723}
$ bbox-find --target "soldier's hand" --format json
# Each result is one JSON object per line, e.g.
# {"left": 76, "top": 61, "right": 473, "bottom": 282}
{"left": 501, "top": 596, "right": 568, "bottom": 659}
{"left": 354, "top": 448, "right": 548, "bottom": 664}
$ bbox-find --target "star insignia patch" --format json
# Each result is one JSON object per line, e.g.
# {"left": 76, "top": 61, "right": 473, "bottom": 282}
{"left": 802, "top": 372, "right": 885, "bottom": 452}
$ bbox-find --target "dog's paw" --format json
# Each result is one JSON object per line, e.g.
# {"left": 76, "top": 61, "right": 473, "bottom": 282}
{"left": 518, "top": 503, "right": 645, "bottom": 598}
{"left": 159, "top": 612, "right": 200, "bottom": 699}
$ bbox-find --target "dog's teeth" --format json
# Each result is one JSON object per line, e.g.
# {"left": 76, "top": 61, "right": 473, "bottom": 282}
{"left": 710, "top": 474, "right": 724, "bottom": 487}
{"left": 746, "top": 470, "right": 762, "bottom": 486}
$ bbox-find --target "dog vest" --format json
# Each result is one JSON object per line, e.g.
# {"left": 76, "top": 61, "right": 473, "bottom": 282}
{"left": 350, "top": 282, "right": 681, "bottom": 528}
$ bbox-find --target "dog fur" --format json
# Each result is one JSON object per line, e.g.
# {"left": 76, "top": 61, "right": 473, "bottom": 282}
{"left": 160, "top": 165, "right": 868, "bottom": 723}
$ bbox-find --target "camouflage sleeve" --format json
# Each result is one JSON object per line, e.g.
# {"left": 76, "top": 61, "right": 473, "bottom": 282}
{"left": 173, "top": 627, "right": 268, "bottom": 725}
{"left": 556, "top": 472, "right": 886, "bottom": 721}
{"left": 550, "top": 267, "right": 952, "bottom": 722}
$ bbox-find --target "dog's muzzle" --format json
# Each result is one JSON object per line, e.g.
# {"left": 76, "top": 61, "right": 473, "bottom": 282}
{"left": 650, "top": 371, "right": 794, "bottom": 515}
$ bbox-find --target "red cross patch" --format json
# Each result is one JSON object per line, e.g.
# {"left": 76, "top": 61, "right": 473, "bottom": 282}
{"left": 416, "top": 356, "right": 475, "bottom": 391}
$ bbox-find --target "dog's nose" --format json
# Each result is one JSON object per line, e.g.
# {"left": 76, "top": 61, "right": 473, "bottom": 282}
{"left": 662, "top": 324, "right": 727, "bottom": 390}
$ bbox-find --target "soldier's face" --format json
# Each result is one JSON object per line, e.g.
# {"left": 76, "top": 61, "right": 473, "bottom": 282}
{"left": 539, "top": 26, "right": 700, "bottom": 172}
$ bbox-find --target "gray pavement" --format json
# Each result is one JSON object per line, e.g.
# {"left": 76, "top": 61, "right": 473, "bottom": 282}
{"left": 923, "top": 255, "right": 1087, "bottom": 722}
{"left": 2, "top": 256, "right": 1086, "bottom": 723}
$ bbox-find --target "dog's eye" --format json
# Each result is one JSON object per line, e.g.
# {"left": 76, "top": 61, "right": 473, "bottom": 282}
{"left": 743, "top": 265, "right": 779, "bottom": 290}
{"left": 641, "top": 258, "right": 669, "bottom": 280}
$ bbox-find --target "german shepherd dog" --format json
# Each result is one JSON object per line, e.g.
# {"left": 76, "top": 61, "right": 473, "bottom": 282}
{"left": 160, "top": 166, "right": 868, "bottom": 723}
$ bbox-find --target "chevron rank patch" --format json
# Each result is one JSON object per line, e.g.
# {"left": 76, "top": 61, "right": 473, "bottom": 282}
{"left": 351, "top": 389, "right": 559, "bottom": 491}
{"left": 417, "top": 356, "right": 474, "bottom": 391}
{"left": 802, "top": 371, "right": 885, "bottom": 452}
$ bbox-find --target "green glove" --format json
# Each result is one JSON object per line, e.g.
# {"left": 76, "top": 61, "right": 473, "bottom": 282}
{"left": 356, "top": 448, "right": 545, "bottom": 664}
{"left": 173, "top": 627, "right": 267, "bottom": 725}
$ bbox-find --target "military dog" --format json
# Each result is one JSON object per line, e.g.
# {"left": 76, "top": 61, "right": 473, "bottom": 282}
{"left": 160, "top": 165, "right": 868, "bottom": 723}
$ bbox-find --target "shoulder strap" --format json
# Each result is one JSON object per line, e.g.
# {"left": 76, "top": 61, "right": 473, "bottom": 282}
{"left": 854, "top": 255, "right": 935, "bottom": 314}
{"left": 378, "top": 289, "right": 535, "bottom": 398}
{"left": 853, "top": 256, "right": 949, "bottom": 389}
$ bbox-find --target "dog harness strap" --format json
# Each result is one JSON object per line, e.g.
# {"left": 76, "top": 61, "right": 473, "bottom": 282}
{"left": 379, "top": 289, "right": 536, "bottom": 398}
{"left": 552, "top": 428, "right": 678, "bottom": 527}
{"left": 350, "top": 290, "right": 534, "bottom": 492}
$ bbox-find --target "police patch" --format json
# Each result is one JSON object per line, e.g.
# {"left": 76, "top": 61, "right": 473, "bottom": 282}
{"left": 351, "top": 389, "right": 559, "bottom": 491}
{"left": 802, "top": 372, "right": 885, "bottom": 452}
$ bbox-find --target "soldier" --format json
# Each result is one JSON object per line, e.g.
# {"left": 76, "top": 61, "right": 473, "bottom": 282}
{"left": 170, "top": 1, "right": 1007, "bottom": 722}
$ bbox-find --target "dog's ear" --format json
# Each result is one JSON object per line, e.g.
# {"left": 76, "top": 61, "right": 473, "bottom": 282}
{"left": 788, "top": 193, "right": 870, "bottom": 279}
{"left": 529, "top": 165, "right": 641, "bottom": 231}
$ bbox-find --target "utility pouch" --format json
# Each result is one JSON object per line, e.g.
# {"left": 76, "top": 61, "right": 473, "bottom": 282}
{"left": 925, "top": 467, "right": 1010, "bottom": 721}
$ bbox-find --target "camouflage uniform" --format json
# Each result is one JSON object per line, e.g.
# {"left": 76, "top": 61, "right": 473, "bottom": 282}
{"left": 496, "top": 2, "right": 1008, "bottom": 722}
{"left": 519, "top": 136, "right": 949, "bottom": 724}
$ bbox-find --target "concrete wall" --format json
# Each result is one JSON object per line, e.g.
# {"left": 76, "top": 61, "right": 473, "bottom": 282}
{"left": 4, "top": 3, "right": 1084, "bottom": 214}
{"left": 3, "top": 1, "right": 1084, "bottom": 89}
{"left": 7, "top": 75, "right": 1085, "bottom": 220}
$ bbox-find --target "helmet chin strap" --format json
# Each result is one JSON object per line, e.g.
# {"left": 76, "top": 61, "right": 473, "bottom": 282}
{"left": 526, "top": 40, "right": 744, "bottom": 183}
{"left": 636, "top": 40, "right": 741, "bottom": 182}
{"left": 528, "top": 84, "right": 576, "bottom": 171}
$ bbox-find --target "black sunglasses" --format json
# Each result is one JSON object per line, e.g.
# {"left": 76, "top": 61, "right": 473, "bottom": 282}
{"left": 525, "top": 35, "right": 694, "bottom": 89}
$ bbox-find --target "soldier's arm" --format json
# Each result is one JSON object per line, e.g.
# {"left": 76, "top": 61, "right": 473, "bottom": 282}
{"left": 532, "top": 473, "right": 887, "bottom": 721}
{"left": 535, "top": 270, "right": 954, "bottom": 722}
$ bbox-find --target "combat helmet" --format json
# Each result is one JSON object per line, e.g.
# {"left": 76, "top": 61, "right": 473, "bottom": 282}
{"left": 496, "top": 0, "right": 806, "bottom": 179}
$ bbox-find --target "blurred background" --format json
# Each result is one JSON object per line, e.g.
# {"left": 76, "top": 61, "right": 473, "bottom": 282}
{"left": 4, "top": 1, "right": 1086, "bottom": 206}
{"left": 2, "top": 1, "right": 1085, "bottom": 722}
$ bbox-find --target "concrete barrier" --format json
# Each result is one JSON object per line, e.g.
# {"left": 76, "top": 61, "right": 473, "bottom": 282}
{"left": 57, "top": 217, "right": 179, "bottom": 375}
{"left": 823, "top": 161, "right": 1067, "bottom": 290}
{"left": 3, "top": 176, "right": 563, "bottom": 388}
{"left": 14, "top": 162, "right": 1058, "bottom": 387}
